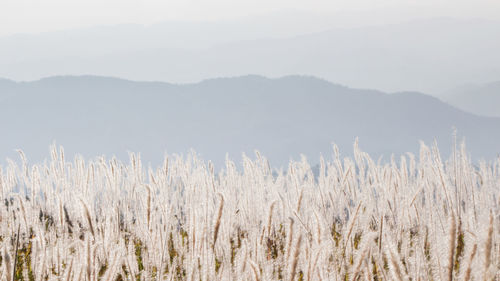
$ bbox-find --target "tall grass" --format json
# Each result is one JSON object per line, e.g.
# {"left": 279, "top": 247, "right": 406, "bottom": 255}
{"left": 0, "top": 142, "right": 498, "bottom": 280}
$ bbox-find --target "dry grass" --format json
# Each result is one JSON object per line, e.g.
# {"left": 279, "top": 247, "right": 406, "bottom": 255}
{"left": 0, "top": 142, "right": 498, "bottom": 281}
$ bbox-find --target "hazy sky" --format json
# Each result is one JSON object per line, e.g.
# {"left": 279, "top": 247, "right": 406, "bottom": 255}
{"left": 2, "top": 0, "right": 500, "bottom": 36}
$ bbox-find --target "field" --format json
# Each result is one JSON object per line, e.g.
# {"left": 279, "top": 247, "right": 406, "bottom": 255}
{"left": 0, "top": 142, "right": 498, "bottom": 280}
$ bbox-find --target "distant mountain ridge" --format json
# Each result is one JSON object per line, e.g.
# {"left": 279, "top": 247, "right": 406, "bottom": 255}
{"left": 444, "top": 81, "right": 500, "bottom": 117}
{"left": 0, "top": 75, "right": 499, "bottom": 166}
{"left": 1, "top": 18, "right": 500, "bottom": 94}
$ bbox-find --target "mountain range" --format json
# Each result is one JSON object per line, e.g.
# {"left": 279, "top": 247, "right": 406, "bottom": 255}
{"left": 1, "top": 18, "right": 500, "bottom": 94}
{"left": 444, "top": 81, "right": 500, "bottom": 117}
{"left": 0, "top": 75, "right": 499, "bottom": 166}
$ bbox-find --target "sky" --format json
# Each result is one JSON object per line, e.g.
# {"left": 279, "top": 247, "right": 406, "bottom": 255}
{"left": 2, "top": 0, "right": 500, "bottom": 36}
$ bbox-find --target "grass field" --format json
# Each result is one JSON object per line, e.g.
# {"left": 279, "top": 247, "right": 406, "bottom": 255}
{"left": 0, "top": 142, "right": 498, "bottom": 280}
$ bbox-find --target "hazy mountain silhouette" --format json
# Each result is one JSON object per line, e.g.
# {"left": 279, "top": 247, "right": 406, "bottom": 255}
{"left": 444, "top": 81, "right": 500, "bottom": 117}
{"left": 0, "top": 75, "right": 499, "bottom": 166}
{"left": 1, "top": 18, "right": 500, "bottom": 94}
